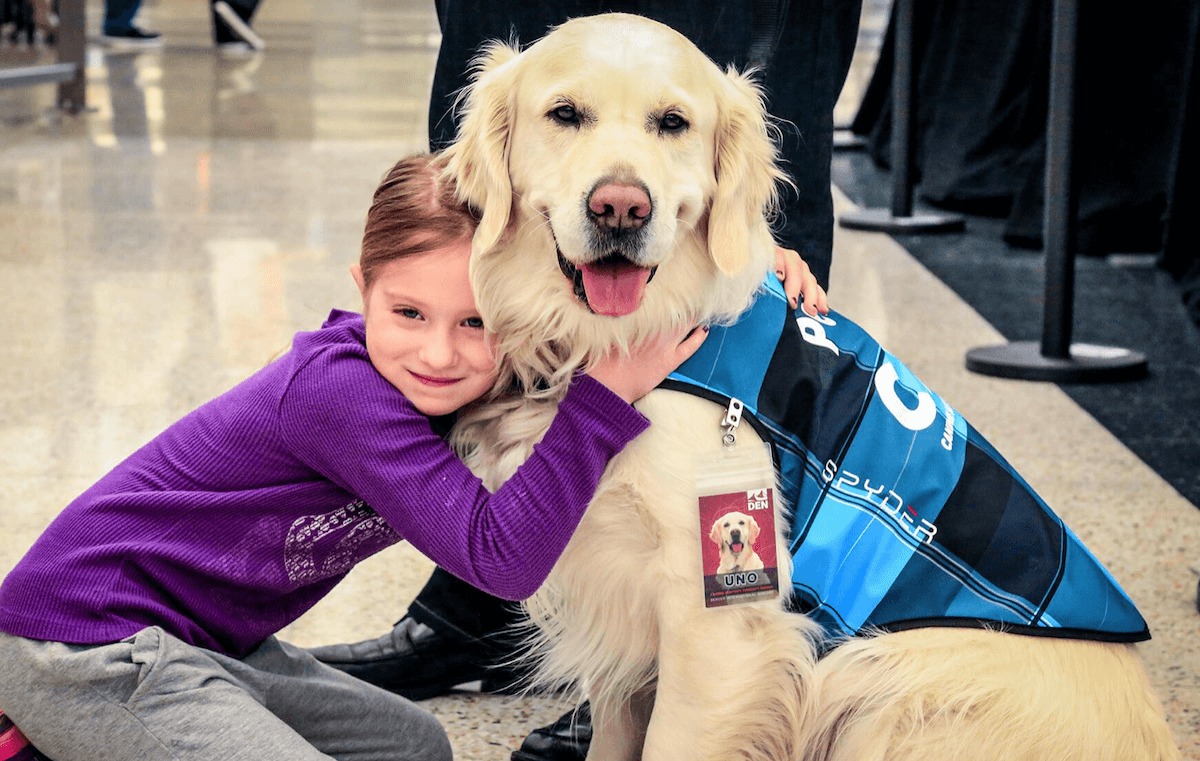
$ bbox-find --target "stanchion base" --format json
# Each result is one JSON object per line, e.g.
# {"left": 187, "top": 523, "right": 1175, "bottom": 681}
{"left": 838, "top": 207, "right": 965, "bottom": 234}
{"left": 965, "top": 341, "right": 1148, "bottom": 383}
{"left": 833, "top": 129, "right": 867, "bottom": 150}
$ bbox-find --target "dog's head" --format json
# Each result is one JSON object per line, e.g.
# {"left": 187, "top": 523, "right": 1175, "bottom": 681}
{"left": 443, "top": 13, "right": 786, "bottom": 389}
{"left": 710, "top": 510, "right": 761, "bottom": 557}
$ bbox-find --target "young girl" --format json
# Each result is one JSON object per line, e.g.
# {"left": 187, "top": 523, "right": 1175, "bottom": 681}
{"left": 0, "top": 153, "right": 823, "bottom": 761}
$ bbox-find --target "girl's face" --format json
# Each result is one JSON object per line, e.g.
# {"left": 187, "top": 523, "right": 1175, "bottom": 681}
{"left": 353, "top": 240, "right": 499, "bottom": 416}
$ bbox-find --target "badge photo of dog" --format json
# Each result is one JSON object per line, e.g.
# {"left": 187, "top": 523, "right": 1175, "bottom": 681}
{"left": 441, "top": 12, "right": 1180, "bottom": 761}
{"left": 710, "top": 511, "right": 764, "bottom": 575}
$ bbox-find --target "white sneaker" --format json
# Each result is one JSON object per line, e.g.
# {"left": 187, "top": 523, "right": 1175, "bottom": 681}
{"left": 213, "top": 1, "right": 264, "bottom": 51}
{"left": 217, "top": 40, "right": 255, "bottom": 56}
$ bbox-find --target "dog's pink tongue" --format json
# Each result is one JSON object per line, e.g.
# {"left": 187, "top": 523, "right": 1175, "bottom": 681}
{"left": 731, "top": 542, "right": 744, "bottom": 553}
{"left": 580, "top": 262, "right": 651, "bottom": 317}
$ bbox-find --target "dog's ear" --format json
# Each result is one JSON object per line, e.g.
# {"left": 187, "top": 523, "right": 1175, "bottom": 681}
{"left": 708, "top": 68, "right": 787, "bottom": 275}
{"left": 710, "top": 517, "right": 724, "bottom": 546}
{"left": 748, "top": 514, "right": 761, "bottom": 543}
{"left": 442, "top": 41, "right": 521, "bottom": 256}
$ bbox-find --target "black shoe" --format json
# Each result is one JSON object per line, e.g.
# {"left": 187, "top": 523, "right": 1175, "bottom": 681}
{"left": 100, "top": 26, "right": 162, "bottom": 47}
{"left": 511, "top": 704, "right": 591, "bottom": 761}
{"left": 308, "top": 616, "right": 526, "bottom": 700}
{"left": 213, "top": 1, "right": 265, "bottom": 51}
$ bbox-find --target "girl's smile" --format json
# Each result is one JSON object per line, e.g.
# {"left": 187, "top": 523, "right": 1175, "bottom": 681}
{"left": 410, "top": 371, "right": 463, "bottom": 387}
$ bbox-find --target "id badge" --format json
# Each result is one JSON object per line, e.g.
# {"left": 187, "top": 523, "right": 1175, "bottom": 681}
{"left": 696, "top": 440, "right": 781, "bottom": 608}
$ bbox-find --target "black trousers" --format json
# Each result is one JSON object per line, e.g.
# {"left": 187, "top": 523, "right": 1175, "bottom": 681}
{"left": 407, "top": 566, "right": 526, "bottom": 642}
{"left": 211, "top": 0, "right": 262, "bottom": 44}
{"left": 414, "top": 0, "right": 863, "bottom": 638}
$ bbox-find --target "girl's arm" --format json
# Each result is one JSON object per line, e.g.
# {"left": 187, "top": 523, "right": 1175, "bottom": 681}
{"left": 279, "top": 326, "right": 705, "bottom": 600}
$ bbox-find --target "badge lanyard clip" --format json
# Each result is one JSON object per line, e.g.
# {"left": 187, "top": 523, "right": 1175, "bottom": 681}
{"left": 721, "top": 398, "right": 744, "bottom": 447}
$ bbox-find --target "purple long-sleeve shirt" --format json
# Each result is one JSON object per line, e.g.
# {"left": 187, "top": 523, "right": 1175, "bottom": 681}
{"left": 0, "top": 310, "right": 647, "bottom": 657}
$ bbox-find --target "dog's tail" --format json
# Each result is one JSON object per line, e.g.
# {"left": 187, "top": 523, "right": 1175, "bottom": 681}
{"left": 799, "top": 628, "right": 1181, "bottom": 761}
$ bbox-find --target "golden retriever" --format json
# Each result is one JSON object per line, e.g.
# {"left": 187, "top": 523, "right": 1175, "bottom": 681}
{"left": 711, "top": 511, "right": 764, "bottom": 575}
{"left": 443, "top": 13, "right": 1179, "bottom": 761}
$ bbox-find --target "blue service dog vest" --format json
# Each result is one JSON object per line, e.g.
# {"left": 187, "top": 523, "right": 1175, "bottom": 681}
{"left": 664, "top": 276, "right": 1149, "bottom": 645}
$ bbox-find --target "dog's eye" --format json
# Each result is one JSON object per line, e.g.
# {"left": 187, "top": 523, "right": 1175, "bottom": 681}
{"left": 549, "top": 104, "right": 580, "bottom": 126}
{"left": 659, "top": 113, "right": 689, "bottom": 133}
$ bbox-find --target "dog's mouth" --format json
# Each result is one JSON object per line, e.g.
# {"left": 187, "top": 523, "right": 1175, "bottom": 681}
{"left": 730, "top": 542, "right": 745, "bottom": 554}
{"left": 557, "top": 248, "right": 658, "bottom": 317}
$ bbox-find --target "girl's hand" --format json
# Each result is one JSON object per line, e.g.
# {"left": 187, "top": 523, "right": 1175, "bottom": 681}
{"left": 587, "top": 324, "right": 710, "bottom": 404}
{"left": 774, "top": 246, "right": 829, "bottom": 316}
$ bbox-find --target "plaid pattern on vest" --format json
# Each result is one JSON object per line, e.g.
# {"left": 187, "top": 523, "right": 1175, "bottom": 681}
{"left": 664, "top": 276, "right": 1148, "bottom": 644}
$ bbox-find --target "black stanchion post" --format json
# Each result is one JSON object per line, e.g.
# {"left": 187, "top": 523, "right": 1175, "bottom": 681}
{"left": 57, "top": 0, "right": 86, "bottom": 112}
{"left": 890, "top": 0, "right": 915, "bottom": 218}
{"left": 838, "top": 0, "right": 963, "bottom": 233}
{"left": 964, "top": 0, "right": 1147, "bottom": 382}
{"left": 1042, "top": 0, "right": 1078, "bottom": 360}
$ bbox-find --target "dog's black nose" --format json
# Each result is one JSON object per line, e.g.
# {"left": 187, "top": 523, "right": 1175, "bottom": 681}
{"left": 588, "top": 182, "right": 651, "bottom": 232}
{"left": 730, "top": 529, "right": 741, "bottom": 542}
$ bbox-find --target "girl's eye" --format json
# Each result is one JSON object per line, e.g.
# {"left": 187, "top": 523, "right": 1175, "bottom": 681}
{"left": 395, "top": 307, "right": 422, "bottom": 320}
{"left": 463, "top": 316, "right": 485, "bottom": 329}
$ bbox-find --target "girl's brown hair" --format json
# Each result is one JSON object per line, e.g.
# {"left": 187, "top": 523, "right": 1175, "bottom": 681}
{"left": 359, "top": 152, "right": 480, "bottom": 289}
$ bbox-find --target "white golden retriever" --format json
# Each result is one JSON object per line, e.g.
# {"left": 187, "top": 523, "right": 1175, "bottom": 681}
{"left": 711, "top": 511, "right": 764, "bottom": 575}
{"left": 443, "top": 13, "right": 1179, "bottom": 761}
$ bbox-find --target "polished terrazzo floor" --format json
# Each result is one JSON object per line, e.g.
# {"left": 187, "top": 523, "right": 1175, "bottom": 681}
{"left": 1, "top": 0, "right": 1197, "bottom": 757}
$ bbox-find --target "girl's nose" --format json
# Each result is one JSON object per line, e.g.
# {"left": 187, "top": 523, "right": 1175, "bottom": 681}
{"left": 419, "top": 328, "right": 456, "bottom": 369}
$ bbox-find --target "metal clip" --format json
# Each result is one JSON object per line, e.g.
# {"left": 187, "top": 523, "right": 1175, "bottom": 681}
{"left": 721, "top": 398, "right": 744, "bottom": 447}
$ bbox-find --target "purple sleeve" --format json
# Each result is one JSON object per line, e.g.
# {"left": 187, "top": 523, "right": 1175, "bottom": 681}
{"left": 278, "top": 345, "right": 648, "bottom": 600}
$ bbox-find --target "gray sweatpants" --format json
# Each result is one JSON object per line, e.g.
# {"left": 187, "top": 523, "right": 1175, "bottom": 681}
{"left": 0, "top": 628, "right": 452, "bottom": 761}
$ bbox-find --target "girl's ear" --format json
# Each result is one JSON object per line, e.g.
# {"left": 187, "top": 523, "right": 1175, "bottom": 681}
{"left": 708, "top": 68, "right": 787, "bottom": 275}
{"left": 442, "top": 41, "right": 522, "bottom": 257}
{"left": 350, "top": 263, "right": 367, "bottom": 301}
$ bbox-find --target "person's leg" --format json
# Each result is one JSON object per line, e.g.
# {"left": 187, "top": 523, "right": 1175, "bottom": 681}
{"left": 309, "top": 567, "right": 528, "bottom": 699}
{"left": 101, "top": 0, "right": 158, "bottom": 41}
{"left": 0, "top": 629, "right": 449, "bottom": 761}
{"left": 211, "top": 0, "right": 263, "bottom": 49}
{"left": 427, "top": 0, "right": 603, "bottom": 150}
{"left": 220, "top": 0, "right": 261, "bottom": 24}
{"left": 0, "top": 630, "right": 331, "bottom": 761}
{"left": 759, "top": 0, "right": 863, "bottom": 290}
{"left": 103, "top": 0, "right": 140, "bottom": 34}
{"left": 215, "top": 636, "right": 451, "bottom": 761}
{"left": 406, "top": 565, "right": 523, "bottom": 640}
